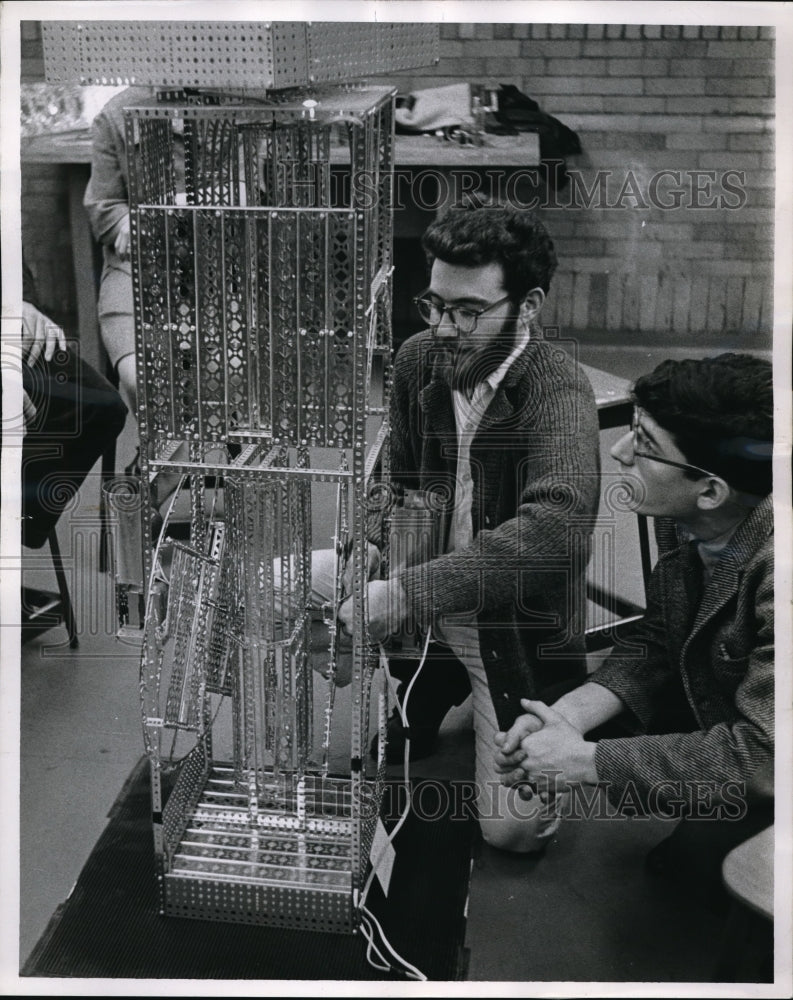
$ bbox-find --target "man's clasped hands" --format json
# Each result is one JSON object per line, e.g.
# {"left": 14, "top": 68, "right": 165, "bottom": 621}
{"left": 494, "top": 699, "right": 600, "bottom": 800}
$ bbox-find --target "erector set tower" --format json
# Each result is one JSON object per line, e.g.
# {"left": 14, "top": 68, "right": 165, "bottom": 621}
{"left": 42, "top": 21, "right": 439, "bottom": 934}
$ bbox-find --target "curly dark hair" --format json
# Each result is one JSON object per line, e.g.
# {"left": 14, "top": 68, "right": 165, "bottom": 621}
{"left": 632, "top": 353, "right": 773, "bottom": 496}
{"left": 421, "top": 204, "right": 558, "bottom": 299}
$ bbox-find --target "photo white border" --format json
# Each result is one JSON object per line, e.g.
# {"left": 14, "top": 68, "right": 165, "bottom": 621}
{"left": 1, "top": 1, "right": 790, "bottom": 996}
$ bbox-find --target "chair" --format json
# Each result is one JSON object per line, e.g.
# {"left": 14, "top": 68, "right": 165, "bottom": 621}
{"left": 580, "top": 363, "right": 654, "bottom": 652}
{"left": 21, "top": 528, "right": 78, "bottom": 648}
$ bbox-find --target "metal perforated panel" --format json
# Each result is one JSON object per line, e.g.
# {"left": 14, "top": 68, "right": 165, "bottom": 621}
{"left": 38, "top": 22, "right": 79, "bottom": 83}
{"left": 160, "top": 764, "right": 371, "bottom": 931}
{"left": 307, "top": 22, "right": 440, "bottom": 82}
{"left": 165, "top": 873, "right": 354, "bottom": 932}
{"left": 42, "top": 21, "right": 437, "bottom": 87}
{"left": 118, "top": 86, "right": 396, "bottom": 936}
{"left": 127, "top": 92, "right": 393, "bottom": 450}
{"left": 42, "top": 21, "right": 309, "bottom": 88}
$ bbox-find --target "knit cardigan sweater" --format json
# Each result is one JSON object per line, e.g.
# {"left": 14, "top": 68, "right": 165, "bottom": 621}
{"left": 388, "top": 329, "right": 601, "bottom": 730}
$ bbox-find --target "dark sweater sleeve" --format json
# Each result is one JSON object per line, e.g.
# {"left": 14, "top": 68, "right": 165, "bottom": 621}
{"left": 587, "top": 561, "right": 678, "bottom": 728}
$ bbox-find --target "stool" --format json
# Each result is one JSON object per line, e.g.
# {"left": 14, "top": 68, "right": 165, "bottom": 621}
{"left": 717, "top": 825, "right": 775, "bottom": 981}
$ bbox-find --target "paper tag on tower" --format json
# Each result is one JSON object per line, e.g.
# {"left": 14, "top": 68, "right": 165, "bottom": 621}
{"left": 369, "top": 818, "right": 396, "bottom": 896}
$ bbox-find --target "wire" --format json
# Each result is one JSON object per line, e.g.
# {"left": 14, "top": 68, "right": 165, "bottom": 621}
{"left": 359, "top": 905, "right": 427, "bottom": 981}
{"left": 358, "top": 911, "right": 392, "bottom": 973}
{"left": 356, "top": 628, "right": 433, "bottom": 981}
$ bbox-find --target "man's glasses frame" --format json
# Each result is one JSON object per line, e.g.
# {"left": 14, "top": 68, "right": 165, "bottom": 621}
{"left": 631, "top": 407, "right": 717, "bottom": 478}
{"left": 413, "top": 289, "right": 513, "bottom": 335}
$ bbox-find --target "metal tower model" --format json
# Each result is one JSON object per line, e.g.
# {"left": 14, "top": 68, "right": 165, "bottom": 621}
{"left": 41, "top": 20, "right": 439, "bottom": 934}
{"left": 125, "top": 84, "right": 396, "bottom": 933}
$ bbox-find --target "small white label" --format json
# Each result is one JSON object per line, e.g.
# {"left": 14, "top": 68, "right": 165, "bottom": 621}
{"left": 370, "top": 818, "right": 396, "bottom": 897}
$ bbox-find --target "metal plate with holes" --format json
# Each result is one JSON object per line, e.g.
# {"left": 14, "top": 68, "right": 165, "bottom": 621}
{"left": 124, "top": 87, "right": 397, "bottom": 935}
{"left": 307, "top": 23, "right": 440, "bottom": 83}
{"left": 41, "top": 21, "right": 438, "bottom": 88}
{"left": 41, "top": 21, "right": 309, "bottom": 89}
{"left": 161, "top": 764, "right": 369, "bottom": 932}
{"left": 127, "top": 90, "right": 394, "bottom": 449}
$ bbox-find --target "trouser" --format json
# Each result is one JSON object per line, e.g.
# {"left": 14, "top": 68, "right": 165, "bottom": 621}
{"left": 21, "top": 346, "right": 128, "bottom": 549}
{"left": 97, "top": 256, "right": 135, "bottom": 371}
{"left": 417, "top": 626, "right": 565, "bottom": 854}
{"left": 643, "top": 677, "right": 775, "bottom": 900}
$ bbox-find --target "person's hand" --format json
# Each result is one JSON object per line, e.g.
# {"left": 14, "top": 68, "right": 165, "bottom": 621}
{"left": 114, "top": 213, "right": 131, "bottom": 260}
{"left": 499, "top": 698, "right": 599, "bottom": 795}
{"left": 21, "top": 301, "right": 66, "bottom": 366}
{"left": 338, "top": 579, "right": 408, "bottom": 644}
{"left": 494, "top": 711, "right": 545, "bottom": 773}
{"left": 341, "top": 542, "right": 381, "bottom": 597}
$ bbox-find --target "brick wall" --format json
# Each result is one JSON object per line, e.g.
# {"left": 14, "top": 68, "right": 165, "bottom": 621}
{"left": 382, "top": 22, "right": 775, "bottom": 349}
{"left": 20, "top": 20, "right": 775, "bottom": 349}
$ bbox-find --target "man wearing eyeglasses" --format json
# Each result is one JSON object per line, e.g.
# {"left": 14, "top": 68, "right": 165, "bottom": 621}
{"left": 495, "top": 353, "right": 774, "bottom": 887}
{"left": 339, "top": 203, "right": 601, "bottom": 852}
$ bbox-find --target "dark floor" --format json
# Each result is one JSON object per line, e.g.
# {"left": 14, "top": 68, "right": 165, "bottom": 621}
{"left": 13, "top": 344, "right": 779, "bottom": 988}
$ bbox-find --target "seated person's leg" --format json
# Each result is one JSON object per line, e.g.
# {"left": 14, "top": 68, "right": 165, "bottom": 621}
{"left": 98, "top": 259, "right": 135, "bottom": 402}
{"left": 22, "top": 350, "right": 127, "bottom": 549}
{"left": 115, "top": 353, "right": 136, "bottom": 414}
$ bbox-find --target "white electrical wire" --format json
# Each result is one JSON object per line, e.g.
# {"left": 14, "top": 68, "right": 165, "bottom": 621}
{"left": 359, "top": 905, "right": 426, "bottom": 981}
{"left": 357, "top": 627, "right": 433, "bottom": 981}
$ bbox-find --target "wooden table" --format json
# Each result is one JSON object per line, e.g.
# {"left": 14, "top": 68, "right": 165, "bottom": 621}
{"left": 393, "top": 130, "right": 540, "bottom": 167}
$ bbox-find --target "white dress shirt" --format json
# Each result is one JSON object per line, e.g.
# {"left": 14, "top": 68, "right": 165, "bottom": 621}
{"left": 437, "top": 327, "right": 531, "bottom": 645}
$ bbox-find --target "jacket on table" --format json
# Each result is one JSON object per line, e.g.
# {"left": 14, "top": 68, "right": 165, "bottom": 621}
{"left": 387, "top": 329, "right": 601, "bottom": 730}
{"left": 590, "top": 494, "right": 774, "bottom": 813}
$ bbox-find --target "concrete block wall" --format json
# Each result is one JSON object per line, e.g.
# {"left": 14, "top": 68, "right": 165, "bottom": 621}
{"left": 382, "top": 22, "right": 775, "bottom": 350}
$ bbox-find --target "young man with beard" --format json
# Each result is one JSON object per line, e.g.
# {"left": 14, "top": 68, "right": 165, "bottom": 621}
{"left": 339, "top": 204, "right": 601, "bottom": 852}
{"left": 494, "top": 353, "right": 774, "bottom": 882}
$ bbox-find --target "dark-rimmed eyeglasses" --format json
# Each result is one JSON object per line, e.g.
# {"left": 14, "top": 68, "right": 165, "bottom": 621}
{"left": 631, "top": 408, "right": 716, "bottom": 478}
{"left": 413, "top": 290, "right": 513, "bottom": 335}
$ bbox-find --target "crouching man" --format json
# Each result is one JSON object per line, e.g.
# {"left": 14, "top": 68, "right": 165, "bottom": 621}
{"left": 495, "top": 353, "right": 774, "bottom": 888}
{"left": 339, "top": 203, "right": 601, "bottom": 853}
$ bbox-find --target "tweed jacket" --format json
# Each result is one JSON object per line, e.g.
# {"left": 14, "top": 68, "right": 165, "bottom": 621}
{"left": 591, "top": 494, "right": 774, "bottom": 812}
{"left": 388, "top": 329, "right": 601, "bottom": 730}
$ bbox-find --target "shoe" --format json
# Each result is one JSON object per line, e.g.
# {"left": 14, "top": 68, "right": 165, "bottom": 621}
{"left": 371, "top": 655, "right": 469, "bottom": 764}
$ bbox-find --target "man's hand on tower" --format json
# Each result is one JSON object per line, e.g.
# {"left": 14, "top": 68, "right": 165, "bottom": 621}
{"left": 338, "top": 579, "right": 408, "bottom": 643}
